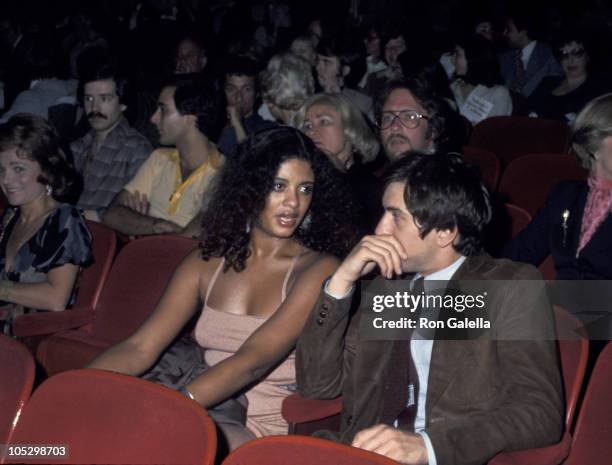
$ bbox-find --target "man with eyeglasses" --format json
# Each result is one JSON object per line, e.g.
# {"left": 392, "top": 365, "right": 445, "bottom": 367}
{"left": 71, "top": 63, "right": 152, "bottom": 221}
{"left": 375, "top": 78, "right": 448, "bottom": 161}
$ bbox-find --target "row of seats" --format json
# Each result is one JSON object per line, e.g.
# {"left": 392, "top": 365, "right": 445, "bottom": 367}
{"left": 467, "top": 116, "right": 570, "bottom": 167}
{"left": 13, "top": 200, "right": 537, "bottom": 374}
{"left": 463, "top": 148, "right": 588, "bottom": 216}
{"left": 1, "top": 333, "right": 609, "bottom": 464}
{"left": 34, "top": 234, "right": 198, "bottom": 376}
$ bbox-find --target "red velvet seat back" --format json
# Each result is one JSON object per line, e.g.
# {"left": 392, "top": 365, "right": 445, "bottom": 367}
{"left": 554, "top": 306, "right": 589, "bottom": 430}
{"left": 76, "top": 221, "right": 117, "bottom": 313}
{"left": 462, "top": 146, "right": 501, "bottom": 192}
{"left": 36, "top": 235, "right": 198, "bottom": 375}
{"left": 7, "top": 369, "right": 216, "bottom": 465}
{"left": 0, "top": 335, "right": 35, "bottom": 445}
{"left": 91, "top": 235, "right": 198, "bottom": 343}
{"left": 222, "top": 436, "right": 401, "bottom": 465}
{"left": 564, "top": 343, "right": 612, "bottom": 465}
{"left": 468, "top": 116, "right": 569, "bottom": 166}
{"left": 497, "top": 153, "right": 588, "bottom": 216}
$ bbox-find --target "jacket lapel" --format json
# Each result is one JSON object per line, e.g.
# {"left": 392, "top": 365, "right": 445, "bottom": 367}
{"left": 425, "top": 256, "right": 488, "bottom": 420}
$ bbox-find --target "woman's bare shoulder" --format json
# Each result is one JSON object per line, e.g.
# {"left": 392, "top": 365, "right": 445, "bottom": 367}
{"left": 179, "top": 248, "right": 223, "bottom": 276}
{"left": 297, "top": 250, "right": 341, "bottom": 276}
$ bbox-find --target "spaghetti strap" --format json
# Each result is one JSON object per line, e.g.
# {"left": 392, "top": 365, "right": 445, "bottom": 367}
{"left": 205, "top": 258, "right": 225, "bottom": 303}
{"left": 281, "top": 249, "right": 305, "bottom": 302}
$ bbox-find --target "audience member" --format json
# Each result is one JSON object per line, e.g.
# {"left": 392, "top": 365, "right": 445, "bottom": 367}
{"left": 365, "top": 26, "right": 406, "bottom": 94}
{"left": 290, "top": 36, "right": 317, "bottom": 67}
{"left": 295, "top": 92, "right": 381, "bottom": 230}
{"left": 103, "top": 78, "right": 224, "bottom": 238}
{"left": 71, "top": 64, "right": 152, "bottom": 221}
{"left": 260, "top": 53, "right": 314, "bottom": 125}
{"left": 315, "top": 37, "right": 372, "bottom": 117}
{"left": 174, "top": 36, "right": 207, "bottom": 75}
{"left": 527, "top": 32, "right": 608, "bottom": 123}
{"left": 505, "top": 92, "right": 612, "bottom": 279}
{"left": 499, "top": 8, "right": 563, "bottom": 98}
{"left": 88, "top": 127, "right": 356, "bottom": 451}
{"left": 449, "top": 35, "right": 513, "bottom": 125}
{"left": 0, "top": 115, "right": 92, "bottom": 334}
{"left": 358, "top": 25, "right": 387, "bottom": 91}
{"left": 374, "top": 78, "right": 449, "bottom": 161}
{"left": 297, "top": 152, "right": 562, "bottom": 465}
{"left": 217, "top": 57, "right": 274, "bottom": 157}
{"left": 1, "top": 37, "right": 77, "bottom": 124}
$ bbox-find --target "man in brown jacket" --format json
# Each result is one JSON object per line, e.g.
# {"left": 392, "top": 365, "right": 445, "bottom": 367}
{"left": 296, "top": 152, "right": 563, "bottom": 465}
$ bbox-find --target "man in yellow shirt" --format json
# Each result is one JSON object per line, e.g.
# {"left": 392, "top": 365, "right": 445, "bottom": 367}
{"left": 104, "top": 78, "right": 224, "bottom": 237}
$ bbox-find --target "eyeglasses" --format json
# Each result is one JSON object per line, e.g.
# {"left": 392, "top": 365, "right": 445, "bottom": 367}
{"left": 559, "top": 48, "right": 585, "bottom": 60}
{"left": 378, "top": 110, "right": 429, "bottom": 129}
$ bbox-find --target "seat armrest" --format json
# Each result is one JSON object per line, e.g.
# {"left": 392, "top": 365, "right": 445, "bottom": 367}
{"left": 487, "top": 431, "right": 571, "bottom": 465}
{"left": 282, "top": 394, "right": 343, "bottom": 423}
{"left": 12, "top": 307, "right": 95, "bottom": 337}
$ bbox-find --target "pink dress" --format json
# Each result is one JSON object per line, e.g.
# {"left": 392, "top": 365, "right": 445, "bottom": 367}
{"left": 194, "top": 255, "right": 300, "bottom": 437}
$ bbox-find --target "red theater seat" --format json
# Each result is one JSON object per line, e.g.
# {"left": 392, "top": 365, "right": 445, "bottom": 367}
{"left": 36, "top": 235, "right": 197, "bottom": 375}
{"left": 12, "top": 221, "right": 117, "bottom": 339}
{"left": 468, "top": 116, "right": 569, "bottom": 166}
{"left": 282, "top": 394, "right": 342, "bottom": 435}
{"left": 0, "top": 335, "right": 35, "bottom": 447}
{"left": 554, "top": 306, "right": 589, "bottom": 430}
{"left": 6, "top": 369, "right": 216, "bottom": 465}
{"left": 563, "top": 342, "right": 612, "bottom": 465}
{"left": 497, "top": 153, "right": 588, "bottom": 216}
{"left": 222, "top": 435, "right": 400, "bottom": 465}
{"left": 462, "top": 146, "right": 501, "bottom": 192}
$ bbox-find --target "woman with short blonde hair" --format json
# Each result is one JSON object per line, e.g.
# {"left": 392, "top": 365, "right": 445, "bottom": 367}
{"left": 294, "top": 93, "right": 379, "bottom": 171}
{"left": 505, "top": 92, "right": 612, "bottom": 280}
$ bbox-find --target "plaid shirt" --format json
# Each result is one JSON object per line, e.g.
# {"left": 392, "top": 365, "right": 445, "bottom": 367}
{"left": 72, "top": 117, "right": 152, "bottom": 212}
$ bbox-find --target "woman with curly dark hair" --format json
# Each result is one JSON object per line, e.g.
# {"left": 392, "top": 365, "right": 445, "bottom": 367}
{"left": 89, "top": 126, "right": 357, "bottom": 451}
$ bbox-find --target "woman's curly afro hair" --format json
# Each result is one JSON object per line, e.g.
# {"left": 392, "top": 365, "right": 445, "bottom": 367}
{"left": 200, "top": 126, "right": 358, "bottom": 271}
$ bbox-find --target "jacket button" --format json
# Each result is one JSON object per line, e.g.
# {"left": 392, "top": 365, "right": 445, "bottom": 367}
{"left": 316, "top": 318, "right": 324, "bottom": 325}
{"left": 346, "top": 415, "right": 353, "bottom": 425}
{"left": 319, "top": 310, "right": 328, "bottom": 317}
{"left": 322, "top": 303, "right": 329, "bottom": 310}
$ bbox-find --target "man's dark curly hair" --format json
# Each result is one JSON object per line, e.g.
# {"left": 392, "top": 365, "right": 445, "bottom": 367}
{"left": 200, "top": 126, "right": 358, "bottom": 272}
{"left": 162, "top": 76, "right": 224, "bottom": 142}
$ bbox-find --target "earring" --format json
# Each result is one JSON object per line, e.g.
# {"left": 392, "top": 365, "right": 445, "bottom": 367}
{"left": 45, "top": 185, "right": 53, "bottom": 196}
{"left": 245, "top": 219, "right": 251, "bottom": 234}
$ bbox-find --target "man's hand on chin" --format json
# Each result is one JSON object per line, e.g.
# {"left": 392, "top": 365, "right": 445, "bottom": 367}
{"left": 352, "top": 424, "right": 428, "bottom": 465}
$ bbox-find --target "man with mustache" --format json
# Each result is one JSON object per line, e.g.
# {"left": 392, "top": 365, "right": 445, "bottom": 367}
{"left": 71, "top": 63, "right": 152, "bottom": 221}
{"left": 376, "top": 78, "right": 449, "bottom": 161}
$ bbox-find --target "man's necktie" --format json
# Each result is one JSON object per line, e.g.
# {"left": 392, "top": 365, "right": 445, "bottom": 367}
{"left": 396, "top": 276, "right": 425, "bottom": 430}
{"left": 512, "top": 50, "right": 525, "bottom": 93}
